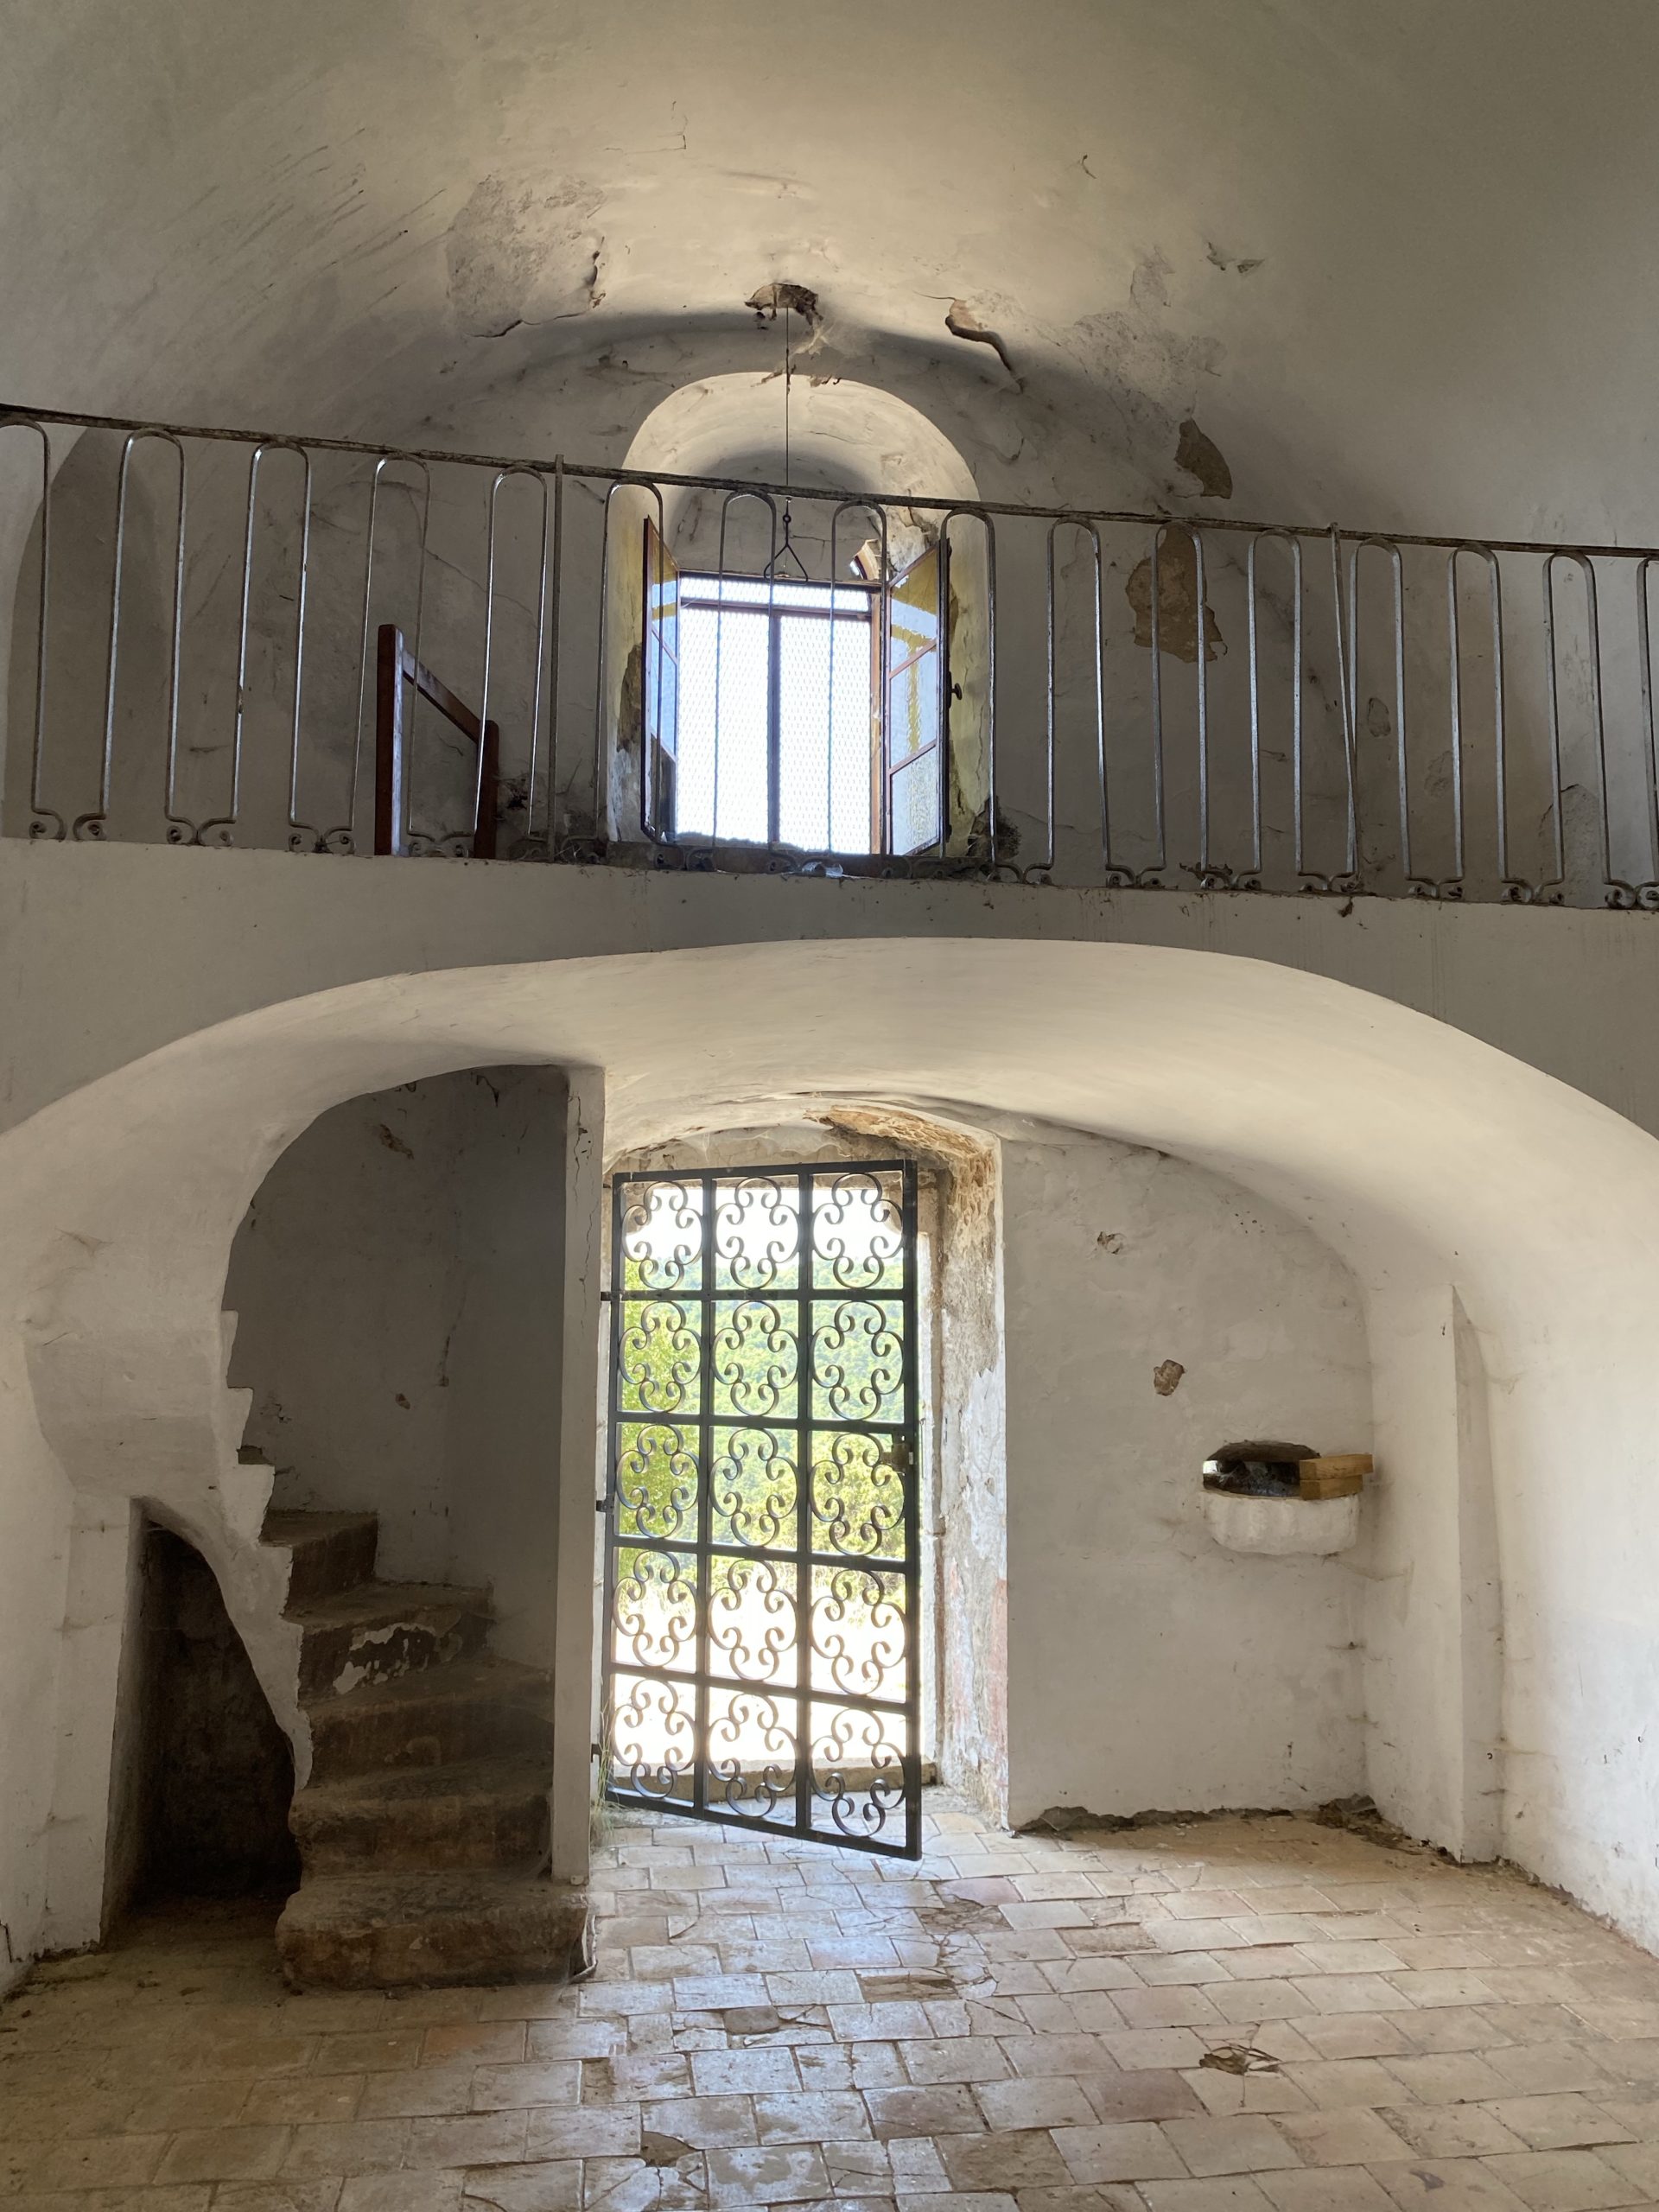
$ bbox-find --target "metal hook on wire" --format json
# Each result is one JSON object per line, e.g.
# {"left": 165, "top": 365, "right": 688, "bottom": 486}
{"left": 763, "top": 303, "right": 810, "bottom": 583}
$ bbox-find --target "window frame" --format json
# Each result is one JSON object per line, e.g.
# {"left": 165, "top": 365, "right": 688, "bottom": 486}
{"left": 671, "top": 570, "right": 884, "bottom": 854}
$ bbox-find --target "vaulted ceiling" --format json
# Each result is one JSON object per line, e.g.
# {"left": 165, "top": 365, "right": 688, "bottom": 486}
{"left": 6, "top": 0, "right": 1658, "bottom": 539}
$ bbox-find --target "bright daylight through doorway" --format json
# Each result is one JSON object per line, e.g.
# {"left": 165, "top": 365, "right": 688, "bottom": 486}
{"left": 604, "top": 1163, "right": 923, "bottom": 1856}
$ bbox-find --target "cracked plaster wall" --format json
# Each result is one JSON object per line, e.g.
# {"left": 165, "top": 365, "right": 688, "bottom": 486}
{"left": 223, "top": 1066, "right": 571, "bottom": 1669}
{"left": 10, "top": 0, "right": 1658, "bottom": 544}
{"left": 5, "top": 2, "right": 1658, "bottom": 889}
{"left": 6, "top": 827, "right": 1659, "bottom": 1974}
{"left": 1001, "top": 1128, "right": 1372, "bottom": 1827}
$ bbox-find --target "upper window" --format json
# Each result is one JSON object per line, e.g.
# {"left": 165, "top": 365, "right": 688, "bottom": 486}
{"left": 677, "top": 574, "right": 877, "bottom": 853}
{"left": 643, "top": 527, "right": 944, "bottom": 859}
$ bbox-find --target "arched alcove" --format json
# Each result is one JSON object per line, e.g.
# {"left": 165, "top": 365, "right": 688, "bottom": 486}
{"left": 3, "top": 933, "right": 1656, "bottom": 1965}
{"left": 596, "top": 374, "right": 994, "bottom": 857}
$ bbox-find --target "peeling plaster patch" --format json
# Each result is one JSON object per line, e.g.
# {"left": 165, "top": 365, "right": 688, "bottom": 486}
{"left": 375, "top": 1122, "right": 414, "bottom": 1160}
{"left": 747, "top": 281, "right": 820, "bottom": 328}
{"left": 1205, "top": 242, "right": 1266, "bottom": 276}
{"left": 945, "top": 300, "right": 1020, "bottom": 385}
{"left": 1175, "top": 416, "right": 1233, "bottom": 499}
{"left": 1069, "top": 310, "right": 1224, "bottom": 471}
{"left": 446, "top": 175, "right": 605, "bottom": 340}
{"left": 1153, "top": 1358, "right": 1185, "bottom": 1396}
{"left": 1130, "top": 246, "right": 1173, "bottom": 312}
{"left": 1126, "top": 538, "right": 1225, "bottom": 663}
{"left": 747, "top": 280, "right": 828, "bottom": 361}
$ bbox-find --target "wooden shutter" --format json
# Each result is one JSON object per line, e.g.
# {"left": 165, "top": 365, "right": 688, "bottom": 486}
{"left": 642, "top": 520, "right": 679, "bottom": 840}
{"left": 882, "top": 544, "right": 944, "bottom": 855}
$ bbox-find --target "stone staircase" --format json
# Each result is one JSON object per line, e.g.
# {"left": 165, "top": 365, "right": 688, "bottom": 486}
{"left": 263, "top": 1509, "right": 589, "bottom": 1989}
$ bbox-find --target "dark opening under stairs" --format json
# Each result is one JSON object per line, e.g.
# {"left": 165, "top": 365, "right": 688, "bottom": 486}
{"left": 262, "top": 1509, "right": 589, "bottom": 1989}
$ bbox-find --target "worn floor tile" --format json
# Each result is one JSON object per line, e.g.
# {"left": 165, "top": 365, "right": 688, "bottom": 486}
{"left": 16, "top": 1796, "right": 1659, "bottom": 2212}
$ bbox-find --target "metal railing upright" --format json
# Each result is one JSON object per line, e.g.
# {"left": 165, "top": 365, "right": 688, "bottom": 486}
{"left": 3, "top": 400, "right": 1657, "bottom": 907}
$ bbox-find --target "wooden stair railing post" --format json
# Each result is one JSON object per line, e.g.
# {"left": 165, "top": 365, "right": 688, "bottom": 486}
{"left": 474, "top": 720, "right": 499, "bottom": 859}
{"left": 373, "top": 624, "right": 405, "bottom": 857}
{"left": 374, "top": 621, "right": 499, "bottom": 860}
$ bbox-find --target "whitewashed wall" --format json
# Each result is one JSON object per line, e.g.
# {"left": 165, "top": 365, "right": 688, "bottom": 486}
{"left": 224, "top": 1068, "right": 570, "bottom": 1668}
{"left": 1001, "top": 1131, "right": 1371, "bottom": 1826}
{"left": 5, "top": 861, "right": 1659, "bottom": 1978}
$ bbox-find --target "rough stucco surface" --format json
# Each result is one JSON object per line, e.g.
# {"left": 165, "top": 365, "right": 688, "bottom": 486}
{"left": 6, "top": 859, "right": 1659, "bottom": 1979}
{"left": 226, "top": 1082, "right": 478, "bottom": 1586}
{"left": 7, "top": 0, "right": 1659, "bottom": 2000}
{"left": 1001, "top": 1130, "right": 1371, "bottom": 1827}
{"left": 226, "top": 1067, "right": 570, "bottom": 1669}
{"left": 5, "top": 1, "right": 1657, "bottom": 551}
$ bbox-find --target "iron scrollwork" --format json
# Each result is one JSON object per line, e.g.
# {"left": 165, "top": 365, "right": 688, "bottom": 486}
{"left": 601, "top": 1160, "right": 921, "bottom": 1857}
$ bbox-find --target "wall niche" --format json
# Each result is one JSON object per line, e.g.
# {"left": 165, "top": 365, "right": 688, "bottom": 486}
{"left": 115, "top": 1522, "right": 299, "bottom": 1908}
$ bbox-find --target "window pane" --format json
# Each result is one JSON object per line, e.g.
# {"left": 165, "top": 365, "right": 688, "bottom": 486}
{"left": 776, "top": 614, "right": 874, "bottom": 854}
{"left": 887, "top": 653, "right": 939, "bottom": 768}
{"left": 685, "top": 575, "right": 873, "bottom": 614}
{"left": 889, "top": 749, "right": 941, "bottom": 855}
{"left": 677, "top": 605, "right": 769, "bottom": 842}
{"left": 888, "top": 550, "right": 940, "bottom": 668}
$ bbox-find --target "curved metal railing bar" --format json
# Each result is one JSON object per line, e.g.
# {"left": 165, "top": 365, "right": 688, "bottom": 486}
{"left": 709, "top": 489, "right": 778, "bottom": 856}
{"left": 1541, "top": 551, "right": 1600, "bottom": 904}
{"left": 1247, "top": 530, "right": 1298, "bottom": 891}
{"left": 1047, "top": 518, "right": 1104, "bottom": 883}
{"left": 4, "top": 401, "right": 1659, "bottom": 908}
{"left": 593, "top": 477, "right": 668, "bottom": 849}
{"left": 829, "top": 499, "right": 887, "bottom": 861}
{"left": 0, "top": 416, "right": 60, "bottom": 841}
{"left": 1446, "top": 543, "right": 1504, "bottom": 902}
{"left": 536, "top": 457, "right": 563, "bottom": 855}
{"left": 1344, "top": 536, "right": 1414, "bottom": 890}
{"left": 465, "top": 464, "right": 550, "bottom": 857}
{"left": 17, "top": 401, "right": 1659, "bottom": 561}
{"left": 79, "top": 428, "right": 187, "bottom": 843}
{"left": 1142, "top": 524, "right": 1189, "bottom": 886}
{"left": 319, "top": 455, "right": 432, "bottom": 855}
{"left": 271, "top": 445, "right": 318, "bottom": 853}
{"left": 1637, "top": 555, "right": 1659, "bottom": 908}
{"left": 937, "top": 507, "right": 997, "bottom": 868}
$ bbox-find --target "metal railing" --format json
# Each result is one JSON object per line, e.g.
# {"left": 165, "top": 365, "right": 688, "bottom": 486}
{"left": 4, "top": 401, "right": 1659, "bottom": 906}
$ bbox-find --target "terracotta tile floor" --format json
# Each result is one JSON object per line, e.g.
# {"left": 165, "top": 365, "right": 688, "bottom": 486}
{"left": 10, "top": 1794, "right": 1659, "bottom": 2210}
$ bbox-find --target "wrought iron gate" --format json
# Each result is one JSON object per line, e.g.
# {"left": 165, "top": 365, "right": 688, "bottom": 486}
{"left": 602, "top": 1161, "right": 922, "bottom": 1857}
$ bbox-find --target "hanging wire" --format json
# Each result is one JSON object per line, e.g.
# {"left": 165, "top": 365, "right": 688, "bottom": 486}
{"left": 763, "top": 303, "right": 810, "bottom": 583}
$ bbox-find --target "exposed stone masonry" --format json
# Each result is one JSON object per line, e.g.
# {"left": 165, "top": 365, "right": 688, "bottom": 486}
{"left": 266, "top": 1510, "right": 586, "bottom": 1991}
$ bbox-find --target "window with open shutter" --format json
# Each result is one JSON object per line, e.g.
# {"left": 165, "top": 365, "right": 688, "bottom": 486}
{"left": 642, "top": 520, "right": 679, "bottom": 841}
{"left": 882, "top": 545, "right": 944, "bottom": 856}
{"left": 637, "top": 520, "right": 940, "bottom": 857}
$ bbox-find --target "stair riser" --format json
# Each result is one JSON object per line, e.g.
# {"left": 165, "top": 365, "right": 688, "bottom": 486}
{"left": 293, "top": 1791, "right": 549, "bottom": 1873}
{"left": 276, "top": 1896, "right": 591, "bottom": 1990}
{"left": 283, "top": 1521, "right": 379, "bottom": 1605}
{"left": 307, "top": 1696, "right": 553, "bottom": 1780}
{"left": 297, "top": 1608, "right": 489, "bottom": 1701}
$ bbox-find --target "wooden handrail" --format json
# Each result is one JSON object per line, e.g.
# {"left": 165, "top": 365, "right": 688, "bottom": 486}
{"left": 373, "top": 625, "right": 499, "bottom": 858}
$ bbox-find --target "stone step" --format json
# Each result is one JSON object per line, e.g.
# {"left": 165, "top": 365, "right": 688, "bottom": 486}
{"left": 276, "top": 1867, "right": 590, "bottom": 1989}
{"left": 290, "top": 1755, "right": 550, "bottom": 1872}
{"left": 262, "top": 1510, "right": 379, "bottom": 1604}
{"left": 304, "top": 1656, "right": 553, "bottom": 1779}
{"left": 288, "top": 1582, "right": 492, "bottom": 1701}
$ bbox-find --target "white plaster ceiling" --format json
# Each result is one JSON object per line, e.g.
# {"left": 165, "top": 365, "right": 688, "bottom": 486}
{"left": 6, "top": 1, "right": 1659, "bottom": 542}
